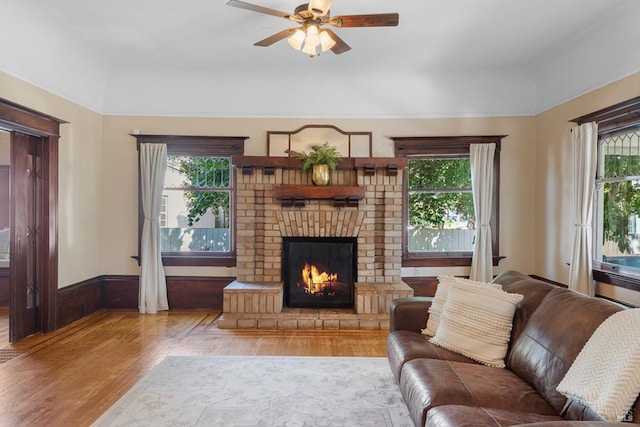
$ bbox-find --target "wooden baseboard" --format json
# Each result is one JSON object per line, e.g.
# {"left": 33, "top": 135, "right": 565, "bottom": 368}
{"left": 57, "top": 276, "right": 103, "bottom": 328}
{"left": 56, "top": 275, "right": 235, "bottom": 329}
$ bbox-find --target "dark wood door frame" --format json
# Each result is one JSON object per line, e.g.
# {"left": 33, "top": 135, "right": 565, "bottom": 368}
{"left": 0, "top": 98, "right": 65, "bottom": 341}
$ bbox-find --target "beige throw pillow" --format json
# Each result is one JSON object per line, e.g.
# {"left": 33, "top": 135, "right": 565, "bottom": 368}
{"left": 422, "top": 276, "right": 501, "bottom": 337}
{"left": 429, "top": 280, "right": 523, "bottom": 367}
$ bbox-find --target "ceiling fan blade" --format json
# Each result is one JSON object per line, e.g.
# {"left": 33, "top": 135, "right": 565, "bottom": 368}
{"left": 330, "top": 13, "right": 399, "bottom": 28}
{"left": 254, "top": 28, "right": 297, "bottom": 47}
{"left": 226, "top": 0, "right": 289, "bottom": 18}
{"left": 323, "top": 29, "right": 351, "bottom": 55}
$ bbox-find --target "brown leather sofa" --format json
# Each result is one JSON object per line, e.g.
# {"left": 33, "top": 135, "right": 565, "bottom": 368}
{"left": 387, "top": 270, "right": 640, "bottom": 427}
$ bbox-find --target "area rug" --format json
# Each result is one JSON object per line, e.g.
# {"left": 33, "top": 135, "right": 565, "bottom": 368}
{"left": 92, "top": 355, "right": 412, "bottom": 427}
{"left": 0, "top": 348, "right": 24, "bottom": 364}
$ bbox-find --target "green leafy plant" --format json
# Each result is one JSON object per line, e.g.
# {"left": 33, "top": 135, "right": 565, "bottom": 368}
{"left": 297, "top": 142, "right": 343, "bottom": 172}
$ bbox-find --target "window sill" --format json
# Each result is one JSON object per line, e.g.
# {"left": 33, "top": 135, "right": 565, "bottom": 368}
{"left": 131, "top": 255, "right": 236, "bottom": 267}
{"left": 403, "top": 255, "right": 505, "bottom": 268}
{"left": 593, "top": 267, "right": 640, "bottom": 293}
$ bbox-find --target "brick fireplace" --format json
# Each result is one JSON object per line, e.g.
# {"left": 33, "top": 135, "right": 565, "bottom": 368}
{"left": 218, "top": 156, "right": 414, "bottom": 330}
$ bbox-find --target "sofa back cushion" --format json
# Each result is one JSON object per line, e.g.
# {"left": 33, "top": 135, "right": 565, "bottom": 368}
{"left": 507, "top": 288, "right": 622, "bottom": 414}
{"left": 492, "top": 271, "right": 556, "bottom": 349}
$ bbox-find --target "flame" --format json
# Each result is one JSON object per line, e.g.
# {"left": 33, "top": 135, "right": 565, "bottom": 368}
{"left": 300, "top": 262, "right": 338, "bottom": 294}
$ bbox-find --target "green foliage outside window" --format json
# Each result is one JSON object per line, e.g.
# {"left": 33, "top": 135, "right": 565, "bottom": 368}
{"left": 408, "top": 158, "right": 475, "bottom": 229}
{"left": 602, "top": 154, "right": 640, "bottom": 254}
{"left": 174, "top": 156, "right": 231, "bottom": 227}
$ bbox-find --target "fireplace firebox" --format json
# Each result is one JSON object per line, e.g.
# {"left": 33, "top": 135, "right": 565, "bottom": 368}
{"left": 282, "top": 237, "right": 356, "bottom": 309}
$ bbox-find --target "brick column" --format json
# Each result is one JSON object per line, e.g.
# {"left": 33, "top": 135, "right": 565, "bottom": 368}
{"left": 235, "top": 174, "right": 256, "bottom": 283}
{"left": 383, "top": 172, "right": 404, "bottom": 283}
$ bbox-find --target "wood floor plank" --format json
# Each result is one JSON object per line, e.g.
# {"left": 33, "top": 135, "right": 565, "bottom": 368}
{"left": 0, "top": 309, "right": 389, "bottom": 427}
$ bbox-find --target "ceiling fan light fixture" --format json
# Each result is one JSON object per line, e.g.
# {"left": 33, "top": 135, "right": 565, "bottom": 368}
{"left": 319, "top": 30, "right": 335, "bottom": 51}
{"left": 305, "top": 24, "right": 320, "bottom": 47}
{"left": 308, "top": 0, "right": 332, "bottom": 17}
{"left": 287, "top": 29, "right": 305, "bottom": 50}
{"left": 227, "top": 0, "right": 399, "bottom": 56}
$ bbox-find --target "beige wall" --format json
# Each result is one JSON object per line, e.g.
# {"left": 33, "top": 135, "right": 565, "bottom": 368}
{"left": 102, "top": 115, "right": 538, "bottom": 279}
{"left": 536, "top": 72, "right": 640, "bottom": 305}
{"left": 1, "top": 71, "right": 104, "bottom": 288}
{"left": 4, "top": 67, "right": 640, "bottom": 306}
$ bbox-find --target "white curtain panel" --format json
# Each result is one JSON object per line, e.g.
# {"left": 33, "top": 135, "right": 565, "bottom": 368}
{"left": 469, "top": 143, "right": 496, "bottom": 283}
{"left": 139, "top": 143, "right": 169, "bottom": 314}
{"left": 569, "top": 122, "right": 598, "bottom": 296}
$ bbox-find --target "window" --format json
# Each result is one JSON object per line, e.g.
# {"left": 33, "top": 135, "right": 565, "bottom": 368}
{"left": 595, "top": 130, "right": 640, "bottom": 271}
{"left": 161, "top": 155, "right": 231, "bottom": 253}
{"left": 392, "top": 136, "right": 503, "bottom": 267}
{"left": 134, "top": 135, "right": 247, "bottom": 266}
{"left": 572, "top": 96, "right": 640, "bottom": 289}
{"left": 159, "top": 195, "right": 168, "bottom": 228}
{"left": 407, "top": 157, "right": 475, "bottom": 253}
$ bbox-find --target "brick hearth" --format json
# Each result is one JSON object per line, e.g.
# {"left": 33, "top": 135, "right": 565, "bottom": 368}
{"left": 218, "top": 158, "right": 413, "bottom": 330}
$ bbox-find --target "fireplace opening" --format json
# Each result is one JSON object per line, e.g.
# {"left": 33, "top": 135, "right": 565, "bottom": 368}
{"left": 282, "top": 237, "right": 356, "bottom": 309}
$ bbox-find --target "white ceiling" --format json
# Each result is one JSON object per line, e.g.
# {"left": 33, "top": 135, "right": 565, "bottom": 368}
{"left": 1, "top": 0, "right": 640, "bottom": 118}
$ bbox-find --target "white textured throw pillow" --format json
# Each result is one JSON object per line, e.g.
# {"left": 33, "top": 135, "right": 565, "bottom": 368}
{"left": 429, "top": 280, "right": 523, "bottom": 367}
{"left": 557, "top": 308, "right": 640, "bottom": 422}
{"left": 422, "top": 276, "right": 456, "bottom": 336}
{"left": 422, "top": 276, "right": 501, "bottom": 336}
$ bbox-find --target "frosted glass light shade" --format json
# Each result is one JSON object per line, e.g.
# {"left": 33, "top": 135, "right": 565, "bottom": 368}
{"left": 319, "top": 30, "right": 336, "bottom": 51}
{"left": 305, "top": 25, "right": 320, "bottom": 48}
{"left": 301, "top": 42, "right": 317, "bottom": 56}
{"left": 288, "top": 29, "right": 305, "bottom": 50}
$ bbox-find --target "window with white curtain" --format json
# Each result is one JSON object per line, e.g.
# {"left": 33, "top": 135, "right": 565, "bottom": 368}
{"left": 134, "top": 135, "right": 246, "bottom": 267}
{"left": 392, "top": 136, "right": 503, "bottom": 267}
{"left": 572, "top": 96, "right": 640, "bottom": 289}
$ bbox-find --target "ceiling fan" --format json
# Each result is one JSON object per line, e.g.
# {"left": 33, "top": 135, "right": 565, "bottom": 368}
{"left": 227, "top": 0, "right": 399, "bottom": 57}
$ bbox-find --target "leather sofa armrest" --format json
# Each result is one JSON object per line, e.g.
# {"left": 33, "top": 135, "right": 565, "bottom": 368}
{"left": 389, "top": 297, "right": 433, "bottom": 332}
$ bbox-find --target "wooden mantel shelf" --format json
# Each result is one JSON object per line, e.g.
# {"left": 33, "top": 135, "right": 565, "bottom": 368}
{"left": 274, "top": 185, "right": 365, "bottom": 207}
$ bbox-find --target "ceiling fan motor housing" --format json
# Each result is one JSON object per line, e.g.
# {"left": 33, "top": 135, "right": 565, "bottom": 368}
{"left": 308, "top": 0, "right": 332, "bottom": 16}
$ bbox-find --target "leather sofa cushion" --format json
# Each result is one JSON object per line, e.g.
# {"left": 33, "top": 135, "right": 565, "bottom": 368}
{"left": 386, "top": 330, "right": 477, "bottom": 383}
{"left": 400, "top": 359, "right": 557, "bottom": 427}
{"left": 492, "top": 270, "right": 556, "bottom": 350}
{"left": 507, "top": 288, "right": 622, "bottom": 415}
{"left": 427, "top": 405, "right": 564, "bottom": 427}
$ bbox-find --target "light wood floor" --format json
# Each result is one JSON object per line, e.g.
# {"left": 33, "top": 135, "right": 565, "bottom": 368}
{"left": 0, "top": 308, "right": 389, "bottom": 427}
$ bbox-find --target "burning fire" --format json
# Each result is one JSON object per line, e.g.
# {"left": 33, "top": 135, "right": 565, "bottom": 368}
{"left": 300, "top": 263, "right": 338, "bottom": 294}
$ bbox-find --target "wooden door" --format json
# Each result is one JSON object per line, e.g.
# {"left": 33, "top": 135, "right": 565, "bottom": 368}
{"left": 10, "top": 132, "right": 41, "bottom": 340}
{"left": 0, "top": 98, "right": 61, "bottom": 342}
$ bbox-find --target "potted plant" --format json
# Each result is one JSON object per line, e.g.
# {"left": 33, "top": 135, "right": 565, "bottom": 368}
{"left": 297, "top": 142, "right": 343, "bottom": 186}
